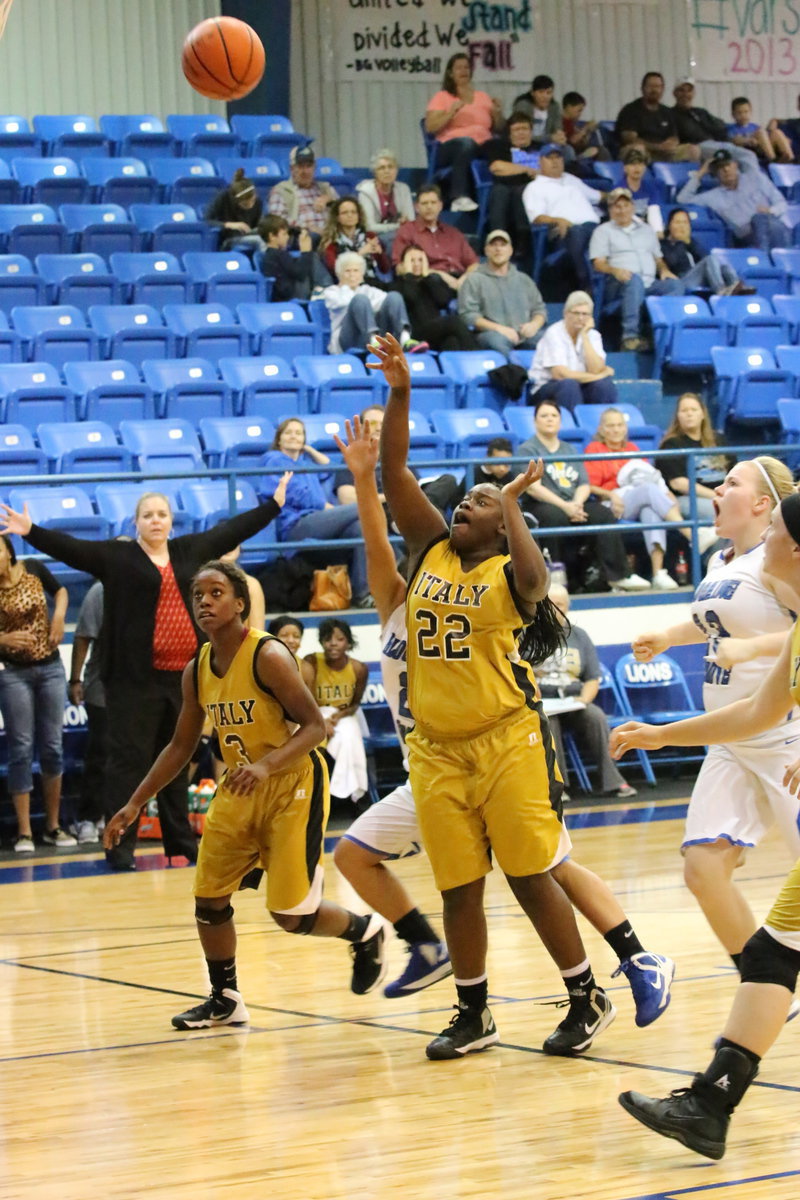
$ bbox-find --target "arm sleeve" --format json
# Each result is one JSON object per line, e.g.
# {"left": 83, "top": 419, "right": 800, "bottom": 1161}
{"left": 456, "top": 274, "right": 481, "bottom": 323}
{"left": 204, "top": 192, "right": 227, "bottom": 225}
{"left": 526, "top": 280, "right": 547, "bottom": 320}
{"left": 185, "top": 499, "right": 281, "bottom": 560}
{"left": 22, "top": 525, "right": 111, "bottom": 577}
{"left": 676, "top": 173, "right": 704, "bottom": 204}
{"left": 426, "top": 273, "right": 457, "bottom": 308}
{"left": 576, "top": 627, "right": 601, "bottom": 681}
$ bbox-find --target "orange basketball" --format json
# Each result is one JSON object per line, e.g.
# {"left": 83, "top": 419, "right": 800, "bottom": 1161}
{"left": 181, "top": 16, "right": 265, "bottom": 101}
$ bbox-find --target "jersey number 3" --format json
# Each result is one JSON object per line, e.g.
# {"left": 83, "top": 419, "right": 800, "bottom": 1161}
{"left": 416, "top": 609, "right": 471, "bottom": 660}
{"left": 223, "top": 733, "right": 251, "bottom": 766}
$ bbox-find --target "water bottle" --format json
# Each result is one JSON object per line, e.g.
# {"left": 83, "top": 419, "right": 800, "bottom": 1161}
{"left": 543, "top": 547, "right": 567, "bottom": 589}
{"left": 675, "top": 550, "right": 689, "bottom": 586}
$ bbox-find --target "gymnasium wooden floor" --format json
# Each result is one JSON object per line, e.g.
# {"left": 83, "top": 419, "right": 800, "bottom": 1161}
{"left": 1, "top": 792, "right": 799, "bottom": 1200}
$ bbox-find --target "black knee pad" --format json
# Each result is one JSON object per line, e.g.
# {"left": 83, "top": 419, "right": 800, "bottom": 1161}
{"left": 740, "top": 926, "right": 800, "bottom": 992}
{"left": 282, "top": 909, "right": 319, "bottom": 935}
{"left": 195, "top": 902, "right": 234, "bottom": 926}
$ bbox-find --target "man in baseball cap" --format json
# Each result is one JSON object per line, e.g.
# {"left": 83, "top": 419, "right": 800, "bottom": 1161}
{"left": 457, "top": 228, "right": 547, "bottom": 358}
{"left": 521, "top": 140, "right": 604, "bottom": 288}
{"left": 267, "top": 143, "right": 337, "bottom": 238}
{"left": 674, "top": 142, "right": 791, "bottom": 250}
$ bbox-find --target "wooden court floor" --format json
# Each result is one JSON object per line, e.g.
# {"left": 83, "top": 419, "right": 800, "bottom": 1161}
{"left": 1, "top": 798, "right": 799, "bottom": 1200}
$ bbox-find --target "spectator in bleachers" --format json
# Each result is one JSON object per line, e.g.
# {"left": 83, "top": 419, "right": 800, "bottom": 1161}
{"left": 267, "top": 146, "right": 338, "bottom": 239}
{"left": 391, "top": 183, "right": 479, "bottom": 287}
{"left": 657, "top": 392, "right": 734, "bottom": 537}
{"left": 671, "top": 79, "right": 729, "bottom": 147}
{"left": 0, "top": 534, "right": 73, "bottom": 853}
{"left": 258, "top": 214, "right": 332, "bottom": 301}
{"left": 727, "top": 96, "right": 795, "bottom": 164}
{"left": 535, "top": 582, "right": 637, "bottom": 798}
{"left": 512, "top": 74, "right": 568, "bottom": 153}
{"left": 0, "top": 489, "right": 290, "bottom": 870}
{"left": 660, "top": 208, "right": 753, "bottom": 295}
{"left": 561, "top": 92, "right": 610, "bottom": 163}
{"left": 261, "top": 418, "right": 372, "bottom": 606}
{"left": 391, "top": 245, "right": 477, "bottom": 351}
{"left": 319, "top": 195, "right": 391, "bottom": 283}
{"left": 585, "top": 407, "right": 686, "bottom": 590}
{"left": 521, "top": 144, "right": 602, "bottom": 289}
{"left": 320, "top": 252, "right": 426, "bottom": 355}
{"left": 527, "top": 290, "right": 616, "bottom": 412}
{"left": 267, "top": 615, "right": 315, "bottom": 687}
{"left": 205, "top": 168, "right": 266, "bottom": 254}
{"left": 518, "top": 400, "right": 650, "bottom": 592}
{"left": 779, "top": 92, "right": 800, "bottom": 157}
{"left": 616, "top": 72, "right": 700, "bottom": 162}
{"left": 676, "top": 148, "right": 791, "bottom": 251}
{"left": 305, "top": 618, "right": 369, "bottom": 806}
{"left": 68, "top": 580, "right": 106, "bottom": 845}
{"left": 355, "top": 149, "right": 415, "bottom": 246}
{"left": 457, "top": 228, "right": 547, "bottom": 358}
{"left": 620, "top": 146, "right": 663, "bottom": 229}
{"left": 425, "top": 52, "right": 505, "bottom": 212}
{"left": 589, "top": 188, "right": 683, "bottom": 352}
{"left": 482, "top": 111, "right": 540, "bottom": 260}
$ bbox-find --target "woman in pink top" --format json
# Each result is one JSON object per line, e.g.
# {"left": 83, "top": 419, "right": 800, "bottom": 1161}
{"left": 585, "top": 407, "right": 687, "bottom": 590}
{"left": 425, "top": 52, "right": 503, "bottom": 211}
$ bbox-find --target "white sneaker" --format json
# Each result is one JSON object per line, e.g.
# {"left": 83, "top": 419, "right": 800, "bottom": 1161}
{"left": 14, "top": 834, "right": 34, "bottom": 854}
{"left": 42, "top": 827, "right": 77, "bottom": 848}
{"left": 450, "top": 197, "right": 478, "bottom": 212}
{"left": 75, "top": 820, "right": 99, "bottom": 844}
{"left": 652, "top": 568, "right": 679, "bottom": 591}
{"left": 698, "top": 527, "right": 720, "bottom": 554}
{"left": 612, "top": 573, "right": 651, "bottom": 592}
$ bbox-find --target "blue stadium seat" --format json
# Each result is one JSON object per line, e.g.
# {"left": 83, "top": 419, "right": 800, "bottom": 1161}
{"left": 292, "top": 354, "right": 382, "bottom": 414}
{"left": 79, "top": 156, "right": 159, "bottom": 206}
{"left": 36, "top": 420, "right": 132, "bottom": 482}
{"left": 768, "top": 163, "right": 800, "bottom": 201}
{"left": 772, "top": 293, "right": 800, "bottom": 339}
{"left": 182, "top": 251, "right": 269, "bottom": 305}
{"left": 0, "top": 361, "right": 76, "bottom": 427}
{"left": 217, "top": 354, "right": 309, "bottom": 419}
{"left": 0, "top": 253, "right": 45, "bottom": 314}
{"left": 777, "top": 397, "right": 800, "bottom": 446}
{"left": 0, "top": 204, "right": 68, "bottom": 257}
{"left": 109, "top": 250, "right": 195, "bottom": 306}
{"left": 614, "top": 652, "right": 704, "bottom": 768}
{"left": 438, "top": 350, "right": 508, "bottom": 411}
{"left": 711, "top": 345, "right": 793, "bottom": 426}
{"left": 215, "top": 157, "right": 284, "bottom": 189}
{"left": 651, "top": 162, "right": 693, "bottom": 203}
{"left": 148, "top": 156, "right": 218, "bottom": 188}
{"left": 118, "top": 129, "right": 177, "bottom": 164}
{"left": 63, "top": 359, "right": 156, "bottom": 424}
{"left": 34, "top": 252, "right": 122, "bottom": 312}
{"left": 129, "top": 203, "right": 215, "bottom": 255}
{"left": 8, "top": 484, "right": 109, "bottom": 541}
{"left": 33, "top": 115, "right": 108, "bottom": 160}
{"left": 58, "top": 203, "right": 140, "bottom": 256}
{"left": 771, "top": 249, "right": 800, "bottom": 290}
{"left": 294, "top": 412, "right": 348, "bottom": 454}
{"left": 595, "top": 662, "right": 656, "bottom": 785}
{"left": 0, "top": 131, "right": 42, "bottom": 164}
{"left": 236, "top": 300, "right": 323, "bottom": 357}
{"left": 198, "top": 416, "right": 276, "bottom": 468}
{"left": 775, "top": 344, "right": 800, "bottom": 389}
{"left": 99, "top": 114, "right": 165, "bottom": 152}
{"left": 591, "top": 161, "right": 626, "bottom": 188}
{"left": 118, "top": 418, "right": 205, "bottom": 473}
{"left": 0, "top": 116, "right": 30, "bottom": 133}
{"left": 229, "top": 114, "right": 309, "bottom": 164}
{"left": 178, "top": 478, "right": 260, "bottom": 531}
{"left": 501, "top": 404, "right": 585, "bottom": 449}
{"left": 147, "top": 158, "right": 224, "bottom": 208}
{"left": 0, "top": 305, "right": 22, "bottom": 362}
{"left": 430, "top": 407, "right": 507, "bottom": 457}
{"left": 10, "top": 304, "right": 99, "bottom": 368}
{"left": 0, "top": 423, "right": 48, "bottom": 477}
{"left": 162, "top": 302, "right": 249, "bottom": 362}
{"left": 682, "top": 207, "right": 730, "bottom": 254}
{"left": 0, "top": 158, "right": 20, "bottom": 204}
{"left": 87, "top": 304, "right": 177, "bottom": 366}
{"left": 166, "top": 114, "right": 231, "bottom": 146}
{"left": 613, "top": 378, "right": 664, "bottom": 418}
{"left": 710, "top": 247, "right": 787, "bottom": 298}
{"left": 646, "top": 295, "right": 725, "bottom": 374}
{"left": 141, "top": 357, "right": 233, "bottom": 421}
{"left": 400, "top": 354, "right": 457, "bottom": 416}
{"left": 10, "top": 157, "right": 89, "bottom": 206}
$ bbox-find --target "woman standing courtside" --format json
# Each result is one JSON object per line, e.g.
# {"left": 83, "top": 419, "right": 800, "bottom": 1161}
{"left": 0, "top": 481, "right": 288, "bottom": 870}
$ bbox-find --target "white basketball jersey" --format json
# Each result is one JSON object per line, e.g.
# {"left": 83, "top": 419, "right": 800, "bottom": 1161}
{"left": 380, "top": 603, "right": 413, "bottom": 770}
{"left": 691, "top": 543, "right": 795, "bottom": 712}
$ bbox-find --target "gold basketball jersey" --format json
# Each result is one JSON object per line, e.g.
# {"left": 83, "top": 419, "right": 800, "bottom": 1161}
{"left": 406, "top": 534, "right": 536, "bottom": 738}
{"left": 196, "top": 629, "right": 292, "bottom": 771}
{"left": 790, "top": 618, "right": 800, "bottom": 704}
{"left": 312, "top": 652, "right": 357, "bottom": 710}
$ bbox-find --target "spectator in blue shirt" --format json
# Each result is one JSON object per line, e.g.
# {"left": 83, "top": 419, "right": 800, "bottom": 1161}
{"left": 727, "top": 97, "right": 794, "bottom": 164}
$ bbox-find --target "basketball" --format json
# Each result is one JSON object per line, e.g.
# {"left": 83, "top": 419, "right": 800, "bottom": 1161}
{"left": 181, "top": 16, "right": 265, "bottom": 101}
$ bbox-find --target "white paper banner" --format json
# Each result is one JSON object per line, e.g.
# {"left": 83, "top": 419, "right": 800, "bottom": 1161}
{"left": 691, "top": 0, "right": 800, "bottom": 82}
{"left": 332, "top": 0, "right": 538, "bottom": 82}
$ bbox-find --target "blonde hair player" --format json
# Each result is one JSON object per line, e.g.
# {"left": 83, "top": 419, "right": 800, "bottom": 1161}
{"left": 631, "top": 457, "right": 800, "bottom": 994}
{"left": 613, "top": 490, "right": 800, "bottom": 1160}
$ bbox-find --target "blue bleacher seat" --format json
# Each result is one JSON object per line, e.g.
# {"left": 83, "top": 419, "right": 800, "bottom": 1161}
{"left": 87, "top": 303, "right": 177, "bottom": 366}
{"left": 33, "top": 115, "right": 108, "bottom": 160}
{"left": 182, "top": 251, "right": 269, "bottom": 305}
{"left": 79, "top": 156, "right": 159, "bottom": 207}
{"left": 293, "top": 412, "right": 348, "bottom": 455}
{"left": 646, "top": 294, "right": 725, "bottom": 374}
{"left": 109, "top": 250, "right": 194, "bottom": 306}
{"left": 166, "top": 114, "right": 231, "bottom": 145}
{"left": 0, "top": 158, "right": 20, "bottom": 204}
{"left": 0, "top": 204, "right": 68, "bottom": 257}
{"left": 430, "top": 407, "right": 507, "bottom": 456}
{"left": 0, "top": 253, "right": 45, "bottom": 314}
{"left": 771, "top": 249, "right": 800, "bottom": 290}
{"left": 768, "top": 163, "right": 800, "bottom": 201}
{"left": 198, "top": 415, "right": 276, "bottom": 468}
{"left": 0, "top": 423, "right": 48, "bottom": 477}
{"left": 775, "top": 344, "right": 800, "bottom": 388}
{"left": 595, "top": 662, "right": 656, "bottom": 785}
{"left": 398, "top": 354, "right": 458, "bottom": 417}
{"left": 128, "top": 203, "right": 215, "bottom": 255}
{"left": 681, "top": 206, "right": 730, "bottom": 254}
{"left": 34, "top": 252, "right": 122, "bottom": 312}
{"left": 501, "top": 404, "right": 585, "bottom": 449}
{"left": 10, "top": 157, "right": 89, "bottom": 206}
{"left": 777, "top": 397, "right": 800, "bottom": 446}
{"left": 10, "top": 304, "right": 99, "bottom": 368}
{"left": 438, "top": 350, "right": 509, "bottom": 411}
{"left": 58, "top": 202, "right": 140, "bottom": 256}
{"left": 99, "top": 114, "right": 165, "bottom": 150}
{"left": 141, "top": 357, "right": 233, "bottom": 421}
{"left": 236, "top": 300, "right": 323, "bottom": 357}
{"left": 217, "top": 354, "right": 309, "bottom": 419}
{"left": 0, "top": 131, "right": 42, "bottom": 164}
{"left": 715, "top": 296, "right": 789, "bottom": 352}
{"left": 0, "top": 361, "right": 76, "bottom": 427}
{"left": 118, "top": 418, "right": 205, "bottom": 473}
{"left": 118, "top": 129, "right": 177, "bottom": 164}
{"left": 178, "top": 478, "right": 260, "bottom": 531}
{"left": 293, "top": 354, "right": 382, "bottom": 414}
{"left": 0, "top": 116, "right": 30, "bottom": 134}
{"left": 0, "top": 306, "right": 22, "bottom": 362}
{"left": 161, "top": 302, "right": 249, "bottom": 362}
{"left": 615, "top": 652, "right": 704, "bottom": 768}
{"left": 772, "top": 293, "right": 800, "bottom": 338}
{"left": 148, "top": 156, "right": 217, "bottom": 189}
{"left": 651, "top": 162, "right": 693, "bottom": 203}
{"left": 711, "top": 345, "right": 794, "bottom": 426}
{"left": 591, "top": 161, "right": 627, "bottom": 188}
{"left": 8, "top": 484, "right": 109, "bottom": 542}
{"left": 710, "top": 247, "right": 787, "bottom": 298}
{"left": 215, "top": 157, "right": 284, "bottom": 190}
{"left": 36, "top": 420, "right": 132, "bottom": 479}
{"left": 229, "top": 114, "right": 309, "bottom": 165}
{"left": 62, "top": 359, "right": 156, "bottom": 424}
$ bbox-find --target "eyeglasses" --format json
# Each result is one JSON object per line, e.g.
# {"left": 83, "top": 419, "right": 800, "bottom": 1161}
{"left": 569, "top": 310, "right": 591, "bottom": 317}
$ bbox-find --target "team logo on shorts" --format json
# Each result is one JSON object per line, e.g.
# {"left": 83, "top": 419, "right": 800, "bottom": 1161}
{"left": 295, "top": 788, "right": 307, "bottom": 799}
{"left": 529, "top": 731, "right": 539, "bottom": 746}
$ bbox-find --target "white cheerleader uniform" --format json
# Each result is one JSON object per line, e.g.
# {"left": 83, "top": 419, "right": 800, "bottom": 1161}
{"left": 683, "top": 543, "right": 800, "bottom": 857}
